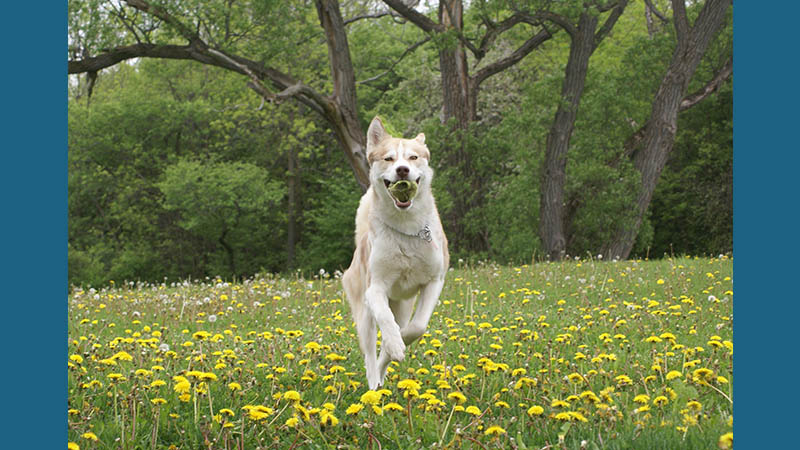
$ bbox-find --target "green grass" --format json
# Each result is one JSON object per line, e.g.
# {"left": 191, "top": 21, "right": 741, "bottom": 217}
{"left": 68, "top": 256, "right": 733, "bottom": 449}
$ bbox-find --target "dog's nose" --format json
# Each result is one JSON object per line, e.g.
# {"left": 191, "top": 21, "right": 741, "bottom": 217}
{"left": 396, "top": 166, "right": 409, "bottom": 179}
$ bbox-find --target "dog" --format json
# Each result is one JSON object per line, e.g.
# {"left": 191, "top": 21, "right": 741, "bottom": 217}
{"left": 342, "top": 116, "right": 449, "bottom": 390}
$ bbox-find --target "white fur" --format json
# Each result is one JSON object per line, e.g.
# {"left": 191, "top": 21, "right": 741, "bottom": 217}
{"left": 342, "top": 117, "right": 449, "bottom": 389}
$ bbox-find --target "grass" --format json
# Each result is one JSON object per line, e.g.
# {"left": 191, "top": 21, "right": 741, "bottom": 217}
{"left": 67, "top": 256, "right": 733, "bottom": 449}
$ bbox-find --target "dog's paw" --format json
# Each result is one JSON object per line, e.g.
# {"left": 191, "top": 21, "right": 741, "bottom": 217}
{"left": 367, "top": 374, "right": 382, "bottom": 391}
{"left": 382, "top": 336, "right": 406, "bottom": 362}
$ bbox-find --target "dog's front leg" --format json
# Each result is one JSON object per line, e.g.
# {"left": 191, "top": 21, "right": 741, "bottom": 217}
{"left": 365, "top": 284, "right": 406, "bottom": 375}
{"left": 401, "top": 278, "right": 445, "bottom": 345}
{"left": 355, "top": 305, "right": 380, "bottom": 390}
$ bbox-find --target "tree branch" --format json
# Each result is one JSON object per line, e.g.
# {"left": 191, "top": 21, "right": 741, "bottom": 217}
{"left": 671, "top": 0, "right": 690, "bottom": 43}
{"left": 623, "top": 56, "right": 732, "bottom": 156}
{"left": 679, "top": 56, "right": 732, "bottom": 110}
{"left": 472, "top": 28, "right": 553, "bottom": 88}
{"left": 344, "top": 11, "right": 399, "bottom": 26}
{"left": 357, "top": 36, "right": 431, "bottom": 84}
{"left": 67, "top": 43, "right": 328, "bottom": 117}
{"left": 644, "top": 0, "right": 668, "bottom": 23}
{"left": 529, "top": 11, "right": 577, "bottom": 38}
{"left": 594, "top": 0, "right": 628, "bottom": 50}
{"left": 475, "top": 13, "right": 528, "bottom": 60}
{"left": 123, "top": 0, "right": 200, "bottom": 45}
{"left": 381, "top": 0, "right": 441, "bottom": 33}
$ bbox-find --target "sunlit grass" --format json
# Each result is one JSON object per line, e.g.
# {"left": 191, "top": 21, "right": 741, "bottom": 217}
{"left": 68, "top": 256, "right": 732, "bottom": 449}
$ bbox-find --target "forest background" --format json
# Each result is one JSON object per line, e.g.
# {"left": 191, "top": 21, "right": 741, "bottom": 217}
{"left": 67, "top": 0, "right": 732, "bottom": 286}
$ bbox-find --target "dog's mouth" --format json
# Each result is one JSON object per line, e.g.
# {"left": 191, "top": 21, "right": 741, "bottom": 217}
{"left": 384, "top": 177, "right": 421, "bottom": 210}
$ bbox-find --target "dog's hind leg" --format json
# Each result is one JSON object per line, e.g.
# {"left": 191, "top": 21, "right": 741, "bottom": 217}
{"left": 376, "top": 298, "right": 415, "bottom": 385}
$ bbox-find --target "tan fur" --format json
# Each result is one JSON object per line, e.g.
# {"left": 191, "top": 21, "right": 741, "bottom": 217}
{"left": 343, "top": 116, "right": 449, "bottom": 389}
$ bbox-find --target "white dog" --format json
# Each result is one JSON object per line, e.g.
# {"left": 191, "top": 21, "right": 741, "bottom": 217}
{"left": 342, "top": 116, "right": 449, "bottom": 390}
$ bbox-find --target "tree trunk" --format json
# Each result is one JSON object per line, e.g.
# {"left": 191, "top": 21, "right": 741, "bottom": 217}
{"left": 219, "top": 228, "right": 236, "bottom": 276}
{"left": 602, "top": 0, "right": 730, "bottom": 259}
{"left": 315, "top": 0, "right": 370, "bottom": 192}
{"left": 438, "top": 0, "right": 475, "bottom": 128}
{"left": 539, "top": 12, "right": 597, "bottom": 261}
{"left": 287, "top": 137, "right": 299, "bottom": 269}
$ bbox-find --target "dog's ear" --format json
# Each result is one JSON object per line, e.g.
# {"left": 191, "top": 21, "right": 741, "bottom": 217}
{"left": 414, "top": 133, "right": 425, "bottom": 144}
{"left": 367, "top": 116, "right": 389, "bottom": 150}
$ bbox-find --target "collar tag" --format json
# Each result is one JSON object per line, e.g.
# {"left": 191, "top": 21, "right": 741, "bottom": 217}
{"left": 417, "top": 225, "right": 432, "bottom": 242}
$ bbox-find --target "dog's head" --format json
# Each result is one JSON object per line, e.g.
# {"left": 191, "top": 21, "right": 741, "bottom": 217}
{"left": 366, "top": 116, "right": 433, "bottom": 211}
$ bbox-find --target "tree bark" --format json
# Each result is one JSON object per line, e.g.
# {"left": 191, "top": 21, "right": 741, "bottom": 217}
{"left": 602, "top": 0, "right": 731, "bottom": 259}
{"left": 538, "top": 1, "right": 628, "bottom": 261}
{"left": 438, "top": 0, "right": 475, "bottom": 128}
{"left": 314, "top": 0, "right": 370, "bottom": 191}
{"left": 287, "top": 140, "right": 298, "bottom": 269}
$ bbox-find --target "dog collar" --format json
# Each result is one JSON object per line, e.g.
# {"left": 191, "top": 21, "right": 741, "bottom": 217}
{"left": 382, "top": 222, "right": 432, "bottom": 242}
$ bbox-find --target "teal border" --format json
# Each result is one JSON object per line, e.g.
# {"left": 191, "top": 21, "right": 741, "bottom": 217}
{"left": 3, "top": 1, "right": 785, "bottom": 448}
{"left": 734, "top": 1, "right": 795, "bottom": 448}
{"left": 2, "top": 2, "right": 67, "bottom": 449}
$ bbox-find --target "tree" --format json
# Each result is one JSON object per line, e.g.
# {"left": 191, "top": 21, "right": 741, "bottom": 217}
{"left": 602, "top": 0, "right": 731, "bottom": 259}
{"left": 159, "top": 160, "right": 285, "bottom": 275}
{"left": 536, "top": 0, "right": 629, "bottom": 260}
{"left": 381, "top": 0, "right": 552, "bottom": 129}
{"left": 68, "top": 0, "right": 372, "bottom": 191}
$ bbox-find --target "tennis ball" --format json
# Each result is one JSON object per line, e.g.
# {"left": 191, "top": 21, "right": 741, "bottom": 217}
{"left": 388, "top": 180, "right": 418, "bottom": 203}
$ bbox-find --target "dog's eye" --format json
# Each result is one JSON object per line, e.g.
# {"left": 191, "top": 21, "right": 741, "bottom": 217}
{"left": 384, "top": 157, "right": 393, "bottom": 162}
{"left": 409, "top": 155, "right": 418, "bottom": 160}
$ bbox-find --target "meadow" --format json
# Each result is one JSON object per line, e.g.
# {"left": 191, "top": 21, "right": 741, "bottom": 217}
{"left": 68, "top": 256, "right": 733, "bottom": 450}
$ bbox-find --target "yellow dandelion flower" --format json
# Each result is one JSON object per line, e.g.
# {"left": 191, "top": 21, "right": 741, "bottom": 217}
{"left": 111, "top": 351, "right": 133, "bottom": 361}
{"left": 174, "top": 380, "right": 191, "bottom": 395}
{"left": 686, "top": 400, "right": 702, "bottom": 412}
{"left": 397, "top": 379, "right": 421, "bottom": 391}
{"left": 554, "top": 412, "right": 571, "bottom": 421}
{"left": 527, "top": 405, "right": 544, "bottom": 416}
{"left": 325, "top": 353, "right": 346, "bottom": 361}
{"left": 360, "top": 390, "right": 382, "bottom": 405}
{"left": 68, "top": 443, "right": 80, "bottom": 450}
{"left": 484, "top": 425, "right": 506, "bottom": 436}
{"left": 464, "top": 405, "right": 482, "bottom": 415}
{"left": 323, "top": 402, "right": 336, "bottom": 411}
{"left": 567, "top": 373, "right": 584, "bottom": 384}
{"left": 219, "top": 408, "right": 235, "bottom": 416}
{"left": 285, "top": 416, "right": 300, "bottom": 427}
{"left": 653, "top": 396, "right": 669, "bottom": 406}
{"left": 319, "top": 410, "right": 339, "bottom": 426}
{"left": 383, "top": 402, "right": 404, "bottom": 412}
{"left": 718, "top": 432, "right": 733, "bottom": 450}
{"left": 551, "top": 399, "right": 570, "bottom": 408}
{"left": 283, "top": 390, "right": 301, "bottom": 402}
{"left": 345, "top": 403, "right": 364, "bottom": 415}
{"left": 633, "top": 394, "right": 650, "bottom": 404}
{"left": 568, "top": 411, "right": 589, "bottom": 422}
{"left": 494, "top": 401, "right": 510, "bottom": 409}
{"left": 666, "top": 370, "right": 682, "bottom": 380}
{"left": 81, "top": 432, "right": 98, "bottom": 441}
{"left": 151, "top": 398, "right": 167, "bottom": 405}
{"left": 447, "top": 392, "right": 467, "bottom": 404}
